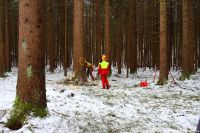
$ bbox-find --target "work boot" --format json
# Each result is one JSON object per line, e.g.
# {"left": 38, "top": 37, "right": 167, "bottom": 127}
{"left": 107, "top": 85, "right": 109, "bottom": 89}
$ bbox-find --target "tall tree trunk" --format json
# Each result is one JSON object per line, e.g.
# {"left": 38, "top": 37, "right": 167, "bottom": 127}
{"left": 7, "top": 0, "right": 47, "bottom": 130}
{"left": 47, "top": 0, "right": 56, "bottom": 72}
{"left": 64, "top": 0, "right": 68, "bottom": 76}
{"left": 177, "top": 0, "right": 182, "bottom": 70}
{"left": 72, "top": 0, "right": 86, "bottom": 82}
{"left": 5, "top": 0, "right": 11, "bottom": 72}
{"left": 180, "top": 0, "right": 194, "bottom": 80}
{"left": 104, "top": 0, "right": 110, "bottom": 58}
{"left": 10, "top": 3, "right": 19, "bottom": 67}
{"left": 129, "top": 0, "right": 137, "bottom": 74}
{"left": 95, "top": 0, "right": 101, "bottom": 66}
{"left": 158, "top": 0, "right": 168, "bottom": 85}
{"left": 0, "top": 0, "right": 5, "bottom": 77}
{"left": 105, "top": 0, "right": 111, "bottom": 73}
{"left": 137, "top": 1, "right": 144, "bottom": 68}
{"left": 42, "top": 1, "right": 48, "bottom": 66}
{"left": 116, "top": 13, "right": 123, "bottom": 74}
{"left": 153, "top": 1, "right": 160, "bottom": 68}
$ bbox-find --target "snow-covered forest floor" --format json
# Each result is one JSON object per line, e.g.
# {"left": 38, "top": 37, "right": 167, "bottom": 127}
{"left": 0, "top": 67, "right": 200, "bottom": 133}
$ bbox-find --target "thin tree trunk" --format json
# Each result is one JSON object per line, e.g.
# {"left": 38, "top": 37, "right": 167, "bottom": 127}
{"left": 0, "top": 0, "right": 5, "bottom": 77}
{"left": 5, "top": 0, "right": 11, "bottom": 72}
{"left": 96, "top": 0, "right": 101, "bottom": 66}
{"left": 64, "top": 0, "right": 68, "bottom": 76}
{"left": 129, "top": 0, "right": 137, "bottom": 74}
{"left": 47, "top": 0, "right": 56, "bottom": 72}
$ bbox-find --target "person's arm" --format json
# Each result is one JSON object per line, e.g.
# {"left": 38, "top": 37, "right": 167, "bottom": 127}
{"left": 98, "top": 63, "right": 101, "bottom": 75}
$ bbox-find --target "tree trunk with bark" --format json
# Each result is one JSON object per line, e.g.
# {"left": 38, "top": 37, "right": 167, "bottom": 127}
{"left": 105, "top": 0, "right": 111, "bottom": 73}
{"left": 180, "top": 0, "right": 195, "bottom": 80}
{"left": 64, "top": 0, "right": 68, "bottom": 76}
{"left": 158, "top": 0, "right": 168, "bottom": 85}
{"left": 72, "top": 0, "right": 87, "bottom": 82}
{"left": 5, "top": 0, "right": 11, "bottom": 72}
{"left": 47, "top": 0, "right": 56, "bottom": 72}
{"left": 128, "top": 0, "right": 137, "bottom": 74}
{"left": 6, "top": 0, "right": 47, "bottom": 130}
{"left": 95, "top": 0, "right": 101, "bottom": 66}
{"left": 0, "top": 0, "right": 5, "bottom": 77}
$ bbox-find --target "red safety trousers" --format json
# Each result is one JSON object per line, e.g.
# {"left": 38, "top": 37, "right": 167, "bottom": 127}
{"left": 101, "top": 75, "right": 109, "bottom": 89}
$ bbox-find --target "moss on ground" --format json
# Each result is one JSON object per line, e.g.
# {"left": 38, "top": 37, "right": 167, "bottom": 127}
{"left": 157, "top": 78, "right": 168, "bottom": 85}
{"left": 179, "top": 73, "right": 190, "bottom": 81}
{"left": 6, "top": 96, "right": 48, "bottom": 130}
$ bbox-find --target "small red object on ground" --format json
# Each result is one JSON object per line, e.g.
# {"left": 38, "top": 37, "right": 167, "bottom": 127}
{"left": 139, "top": 81, "right": 148, "bottom": 87}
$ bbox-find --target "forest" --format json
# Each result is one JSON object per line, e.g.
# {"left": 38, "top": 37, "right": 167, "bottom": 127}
{"left": 0, "top": 0, "right": 200, "bottom": 132}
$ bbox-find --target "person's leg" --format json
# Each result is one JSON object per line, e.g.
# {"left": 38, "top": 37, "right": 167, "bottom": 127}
{"left": 90, "top": 70, "right": 95, "bottom": 81}
{"left": 87, "top": 68, "right": 90, "bottom": 77}
{"left": 101, "top": 75, "right": 106, "bottom": 89}
{"left": 105, "top": 76, "right": 109, "bottom": 89}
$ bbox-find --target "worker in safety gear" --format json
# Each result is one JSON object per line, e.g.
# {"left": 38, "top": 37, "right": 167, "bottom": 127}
{"left": 98, "top": 55, "right": 110, "bottom": 89}
{"left": 85, "top": 61, "right": 95, "bottom": 81}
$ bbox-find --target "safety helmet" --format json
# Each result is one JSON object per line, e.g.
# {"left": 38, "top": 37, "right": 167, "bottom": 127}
{"left": 102, "top": 54, "right": 107, "bottom": 60}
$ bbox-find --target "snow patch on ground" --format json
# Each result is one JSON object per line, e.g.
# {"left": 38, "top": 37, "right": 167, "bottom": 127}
{"left": 0, "top": 67, "right": 200, "bottom": 132}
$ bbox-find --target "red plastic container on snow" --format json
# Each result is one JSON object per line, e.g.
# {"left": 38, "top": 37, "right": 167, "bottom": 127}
{"left": 139, "top": 81, "right": 148, "bottom": 87}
